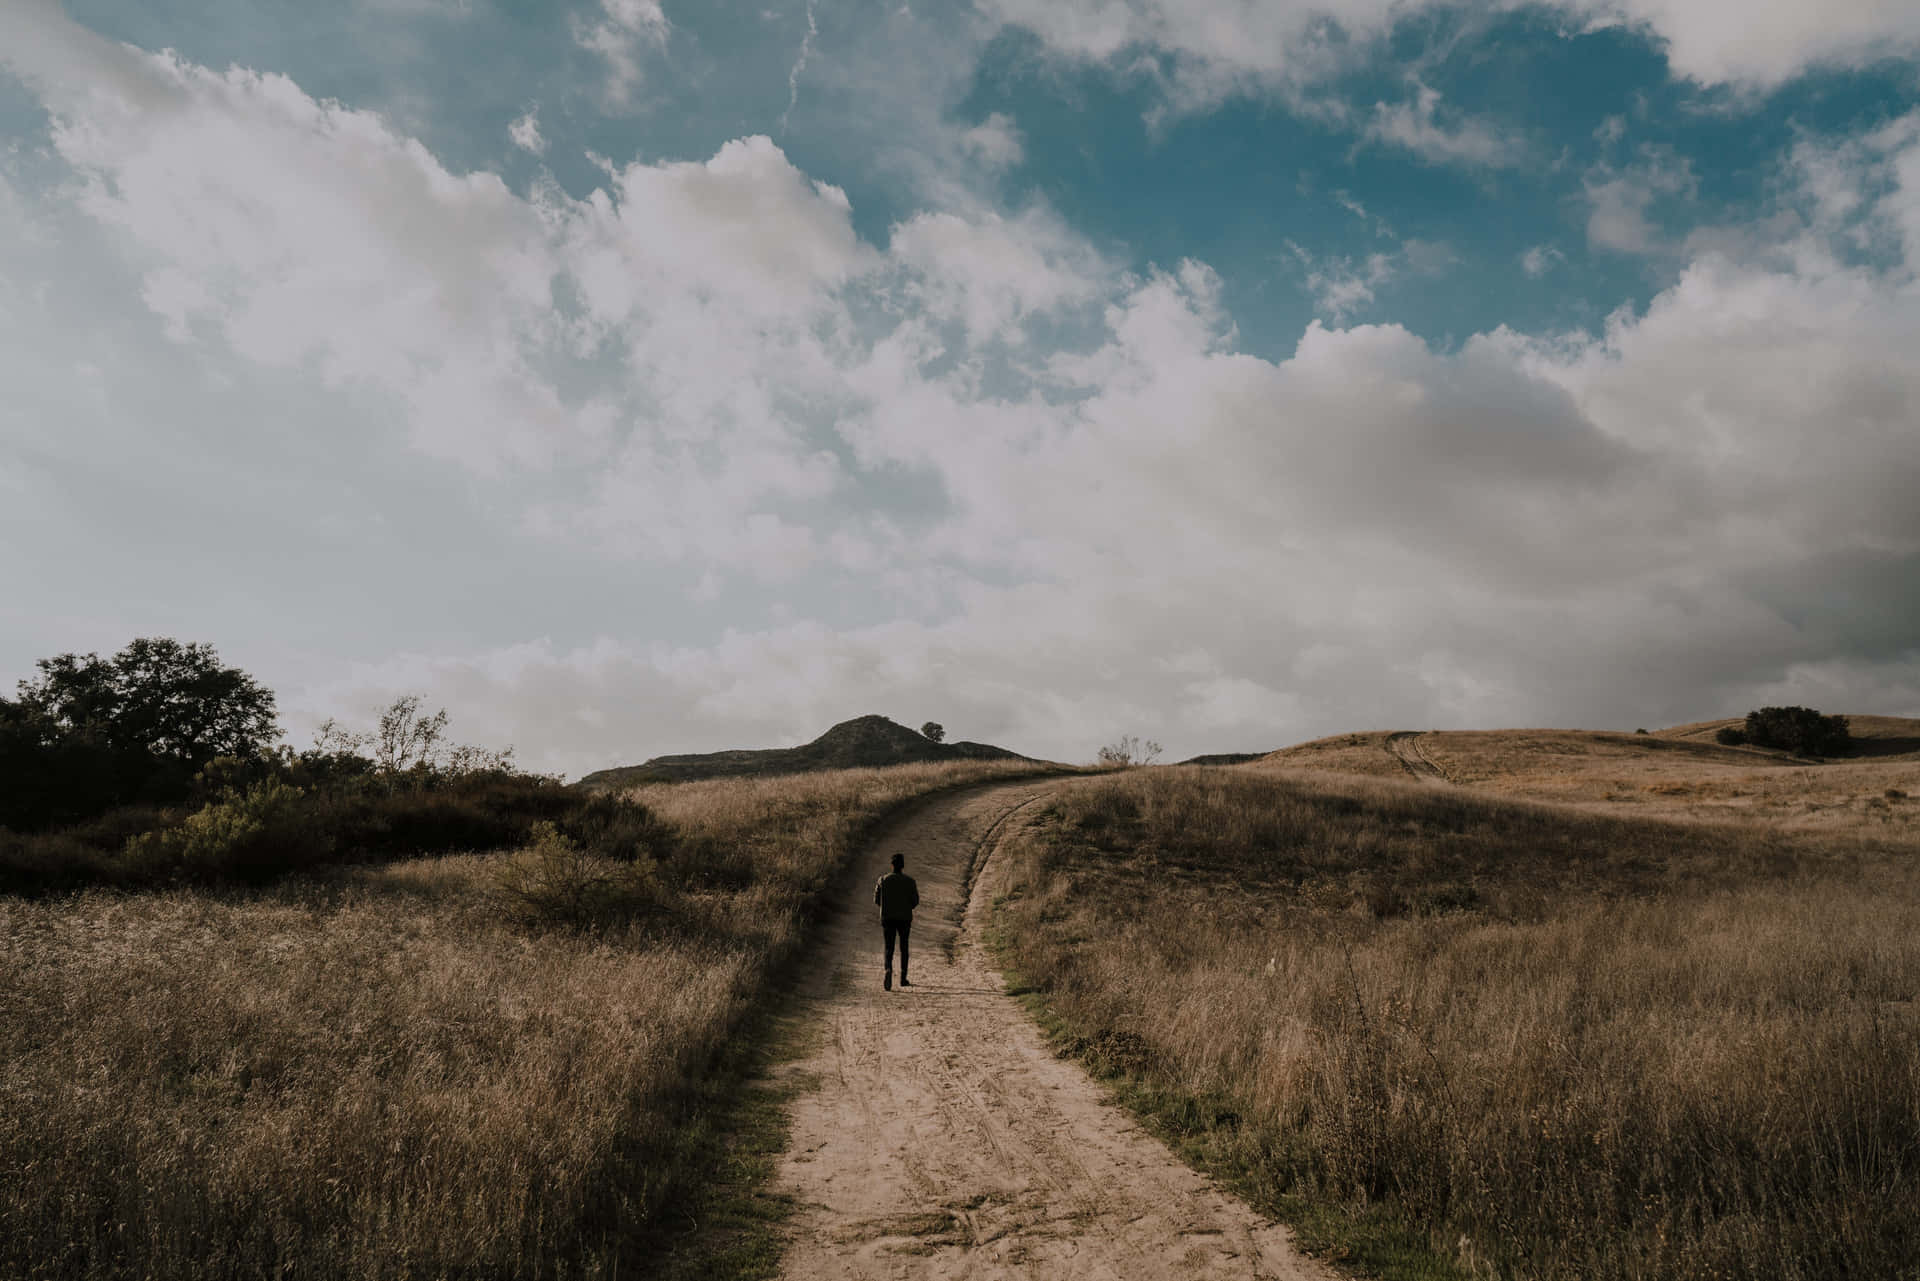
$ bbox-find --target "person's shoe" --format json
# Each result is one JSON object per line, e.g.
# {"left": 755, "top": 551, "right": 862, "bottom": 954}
{"left": 899, "top": 976, "right": 911, "bottom": 987}
{"left": 883, "top": 970, "right": 892, "bottom": 991}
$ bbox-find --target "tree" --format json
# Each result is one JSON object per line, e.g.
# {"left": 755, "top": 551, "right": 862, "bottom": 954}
{"left": 920, "top": 721, "right": 946, "bottom": 743}
{"left": 1741, "top": 706, "right": 1851, "bottom": 758}
{"left": 4, "top": 638, "right": 278, "bottom": 827}
{"left": 1096, "top": 734, "right": 1162, "bottom": 767}
{"left": 314, "top": 695, "right": 515, "bottom": 786}
{"left": 16, "top": 638, "right": 278, "bottom": 764}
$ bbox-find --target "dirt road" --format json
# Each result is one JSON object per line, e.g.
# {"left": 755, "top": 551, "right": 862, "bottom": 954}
{"left": 1384, "top": 731, "right": 1448, "bottom": 782}
{"left": 772, "top": 781, "right": 1335, "bottom": 1280}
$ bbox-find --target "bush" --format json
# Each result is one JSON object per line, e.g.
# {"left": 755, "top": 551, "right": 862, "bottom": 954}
{"left": 1716, "top": 726, "right": 1748, "bottom": 746}
{"left": 491, "top": 821, "right": 669, "bottom": 931}
{"left": 1096, "top": 734, "right": 1162, "bottom": 766}
{"left": 314, "top": 773, "right": 571, "bottom": 860}
{"left": 123, "top": 781, "right": 333, "bottom": 883}
{"left": 554, "top": 791, "right": 675, "bottom": 862}
{"left": 1742, "top": 706, "right": 1852, "bottom": 757}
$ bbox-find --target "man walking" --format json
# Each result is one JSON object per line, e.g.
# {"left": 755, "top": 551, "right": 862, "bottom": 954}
{"left": 874, "top": 851, "right": 918, "bottom": 990}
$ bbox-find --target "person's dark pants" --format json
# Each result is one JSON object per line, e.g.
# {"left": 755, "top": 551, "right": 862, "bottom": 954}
{"left": 883, "top": 918, "right": 911, "bottom": 981}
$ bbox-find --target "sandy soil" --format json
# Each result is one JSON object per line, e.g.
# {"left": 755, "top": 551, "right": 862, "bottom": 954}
{"left": 772, "top": 780, "right": 1337, "bottom": 1281}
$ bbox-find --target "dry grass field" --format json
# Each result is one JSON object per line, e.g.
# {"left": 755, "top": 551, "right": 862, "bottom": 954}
{"left": 990, "top": 730, "right": 1920, "bottom": 1281}
{"left": 1271, "top": 717, "right": 1920, "bottom": 832}
{"left": 0, "top": 758, "right": 1045, "bottom": 1281}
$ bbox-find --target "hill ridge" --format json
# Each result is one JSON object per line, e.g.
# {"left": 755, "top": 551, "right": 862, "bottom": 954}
{"left": 576, "top": 714, "right": 1032, "bottom": 788}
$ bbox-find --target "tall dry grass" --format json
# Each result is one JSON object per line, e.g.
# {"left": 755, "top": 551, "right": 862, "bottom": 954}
{"left": 991, "top": 767, "right": 1920, "bottom": 1280}
{"left": 1, "top": 758, "right": 1044, "bottom": 1280}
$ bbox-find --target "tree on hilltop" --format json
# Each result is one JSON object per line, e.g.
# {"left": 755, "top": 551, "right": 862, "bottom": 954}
{"left": 920, "top": 721, "right": 945, "bottom": 743}
{"left": 1731, "top": 706, "right": 1852, "bottom": 758}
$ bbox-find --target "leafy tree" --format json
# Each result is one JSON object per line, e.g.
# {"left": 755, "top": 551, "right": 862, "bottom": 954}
{"left": 1741, "top": 706, "right": 1852, "bottom": 758}
{"left": 3, "top": 639, "right": 277, "bottom": 828}
{"left": 920, "top": 721, "right": 946, "bottom": 743}
{"left": 15, "top": 638, "right": 277, "bottom": 765}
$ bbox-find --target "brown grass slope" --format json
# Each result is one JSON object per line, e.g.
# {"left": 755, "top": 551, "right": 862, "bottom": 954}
{"left": 0, "top": 759, "right": 1050, "bottom": 1281}
{"left": 576, "top": 714, "right": 1033, "bottom": 789}
{"left": 1262, "top": 716, "right": 1920, "bottom": 831}
{"left": 990, "top": 764, "right": 1920, "bottom": 1281}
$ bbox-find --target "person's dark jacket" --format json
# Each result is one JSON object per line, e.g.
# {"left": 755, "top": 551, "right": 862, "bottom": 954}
{"left": 874, "top": 870, "right": 919, "bottom": 922}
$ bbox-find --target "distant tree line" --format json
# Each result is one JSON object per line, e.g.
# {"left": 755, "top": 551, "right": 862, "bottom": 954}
{"left": 2, "top": 638, "right": 665, "bottom": 896}
{"left": 1716, "top": 706, "right": 1852, "bottom": 758}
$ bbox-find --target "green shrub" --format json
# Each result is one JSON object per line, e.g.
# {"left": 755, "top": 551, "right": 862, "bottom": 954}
{"left": 491, "top": 821, "right": 669, "bottom": 931}
{"left": 123, "top": 781, "right": 332, "bottom": 883}
{"left": 1716, "top": 726, "right": 1748, "bottom": 746}
{"left": 1742, "top": 706, "right": 1851, "bottom": 757}
{"left": 555, "top": 791, "right": 674, "bottom": 862}
{"left": 4, "top": 770, "right": 667, "bottom": 894}
{"left": 315, "top": 775, "right": 568, "bottom": 860}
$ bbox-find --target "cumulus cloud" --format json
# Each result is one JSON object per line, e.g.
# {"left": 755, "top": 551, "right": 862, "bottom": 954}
{"left": 5, "top": 2, "right": 1920, "bottom": 774}
{"left": 889, "top": 205, "right": 1105, "bottom": 345}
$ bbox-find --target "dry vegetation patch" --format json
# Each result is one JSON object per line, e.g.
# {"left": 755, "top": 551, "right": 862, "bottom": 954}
{"left": 1269, "top": 719, "right": 1920, "bottom": 835}
{"left": 990, "top": 766, "right": 1920, "bottom": 1280}
{"left": 1, "top": 759, "right": 1046, "bottom": 1280}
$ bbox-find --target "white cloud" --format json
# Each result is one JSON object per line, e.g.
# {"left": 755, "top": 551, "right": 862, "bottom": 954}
{"left": 958, "top": 112, "right": 1026, "bottom": 172}
{"left": 888, "top": 205, "right": 1105, "bottom": 345}
{"left": 1289, "top": 240, "right": 1456, "bottom": 320}
{"left": 508, "top": 106, "right": 545, "bottom": 155}
{"left": 976, "top": 0, "right": 1396, "bottom": 112}
{"left": 574, "top": 0, "right": 669, "bottom": 108}
{"left": 1584, "top": 145, "right": 1696, "bottom": 254}
{"left": 1564, "top": 0, "right": 1920, "bottom": 88}
{"left": 1363, "top": 82, "right": 1527, "bottom": 168}
{"left": 781, "top": 0, "right": 818, "bottom": 134}
{"left": 981, "top": 0, "right": 1920, "bottom": 106}
{"left": 1521, "top": 244, "right": 1564, "bottom": 276}
{"left": 1401, "top": 238, "right": 1458, "bottom": 275}
{"left": 7, "top": 3, "right": 1920, "bottom": 775}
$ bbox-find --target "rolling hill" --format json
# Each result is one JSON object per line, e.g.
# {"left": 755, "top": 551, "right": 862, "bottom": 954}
{"left": 575, "top": 714, "right": 1034, "bottom": 789}
{"left": 1256, "top": 715, "right": 1920, "bottom": 828}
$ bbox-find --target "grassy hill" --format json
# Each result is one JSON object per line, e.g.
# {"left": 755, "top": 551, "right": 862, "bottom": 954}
{"left": 989, "top": 718, "right": 1920, "bottom": 1281}
{"left": 1258, "top": 715, "right": 1920, "bottom": 831}
{"left": 576, "top": 714, "right": 1034, "bottom": 789}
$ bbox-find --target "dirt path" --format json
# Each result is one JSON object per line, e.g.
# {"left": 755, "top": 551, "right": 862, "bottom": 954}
{"left": 772, "top": 781, "right": 1336, "bottom": 1280}
{"left": 1384, "top": 731, "right": 1447, "bottom": 782}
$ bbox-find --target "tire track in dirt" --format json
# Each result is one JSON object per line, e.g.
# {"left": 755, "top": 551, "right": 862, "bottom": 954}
{"left": 771, "top": 780, "right": 1336, "bottom": 1280}
{"left": 1385, "top": 731, "right": 1448, "bottom": 783}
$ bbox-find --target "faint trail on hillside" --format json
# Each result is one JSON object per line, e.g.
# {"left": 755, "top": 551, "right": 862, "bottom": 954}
{"left": 771, "top": 780, "right": 1335, "bottom": 1281}
{"left": 1385, "top": 731, "right": 1449, "bottom": 782}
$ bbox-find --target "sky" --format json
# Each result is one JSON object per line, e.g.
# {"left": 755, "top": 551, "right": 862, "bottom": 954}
{"left": 2, "top": 0, "right": 1918, "bottom": 776}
